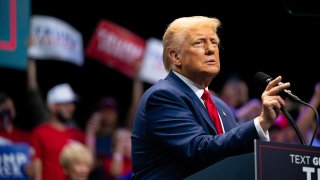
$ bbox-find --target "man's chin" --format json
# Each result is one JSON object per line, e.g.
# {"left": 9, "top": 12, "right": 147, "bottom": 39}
{"left": 206, "top": 69, "right": 220, "bottom": 77}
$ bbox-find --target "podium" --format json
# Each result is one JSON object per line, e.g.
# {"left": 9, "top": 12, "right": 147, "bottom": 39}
{"left": 184, "top": 153, "right": 254, "bottom": 180}
{"left": 185, "top": 140, "right": 320, "bottom": 180}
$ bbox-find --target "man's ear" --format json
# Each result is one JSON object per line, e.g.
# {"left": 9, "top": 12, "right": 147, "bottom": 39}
{"left": 169, "top": 50, "right": 182, "bottom": 66}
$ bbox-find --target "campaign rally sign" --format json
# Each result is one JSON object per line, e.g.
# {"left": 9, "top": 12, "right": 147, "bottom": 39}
{"left": 0, "top": 143, "right": 31, "bottom": 180}
{"left": 28, "top": 15, "right": 84, "bottom": 66}
{"left": 0, "top": 0, "right": 30, "bottom": 70}
{"left": 139, "top": 38, "right": 168, "bottom": 84}
{"left": 256, "top": 140, "right": 320, "bottom": 180}
{"left": 86, "top": 20, "right": 146, "bottom": 78}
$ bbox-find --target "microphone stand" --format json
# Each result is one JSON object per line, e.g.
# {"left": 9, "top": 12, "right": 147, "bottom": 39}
{"left": 296, "top": 100, "right": 319, "bottom": 146}
{"left": 280, "top": 106, "right": 306, "bottom": 145}
{"left": 283, "top": 97, "right": 319, "bottom": 146}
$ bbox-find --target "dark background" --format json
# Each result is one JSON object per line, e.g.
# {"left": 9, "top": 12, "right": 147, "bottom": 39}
{"left": 1, "top": 0, "right": 320, "bottom": 131}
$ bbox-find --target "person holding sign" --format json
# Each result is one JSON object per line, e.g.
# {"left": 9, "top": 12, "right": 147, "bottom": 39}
{"left": 0, "top": 92, "right": 31, "bottom": 143}
{"left": 30, "top": 83, "right": 85, "bottom": 180}
{"left": 0, "top": 92, "right": 33, "bottom": 179}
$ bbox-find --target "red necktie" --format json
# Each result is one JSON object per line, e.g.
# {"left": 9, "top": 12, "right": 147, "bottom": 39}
{"left": 201, "top": 90, "right": 224, "bottom": 134}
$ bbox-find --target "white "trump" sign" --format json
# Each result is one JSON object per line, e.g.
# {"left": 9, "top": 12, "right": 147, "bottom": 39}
{"left": 28, "top": 15, "right": 84, "bottom": 66}
{"left": 139, "top": 38, "right": 168, "bottom": 84}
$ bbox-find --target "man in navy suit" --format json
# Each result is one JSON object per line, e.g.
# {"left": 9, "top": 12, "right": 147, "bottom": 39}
{"left": 131, "top": 16, "right": 290, "bottom": 179}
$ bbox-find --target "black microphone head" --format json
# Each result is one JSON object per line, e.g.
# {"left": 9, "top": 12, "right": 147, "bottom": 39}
{"left": 253, "top": 72, "right": 274, "bottom": 97}
{"left": 254, "top": 72, "right": 272, "bottom": 85}
{"left": 253, "top": 72, "right": 301, "bottom": 101}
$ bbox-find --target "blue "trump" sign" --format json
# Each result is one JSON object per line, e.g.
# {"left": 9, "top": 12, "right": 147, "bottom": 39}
{"left": 0, "top": 143, "right": 31, "bottom": 180}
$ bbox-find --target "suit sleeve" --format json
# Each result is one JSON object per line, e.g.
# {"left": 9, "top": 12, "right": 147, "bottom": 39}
{"left": 146, "top": 89, "right": 260, "bottom": 167}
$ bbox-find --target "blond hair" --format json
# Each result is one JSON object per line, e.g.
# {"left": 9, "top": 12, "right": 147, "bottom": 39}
{"left": 162, "top": 16, "right": 221, "bottom": 72}
{"left": 60, "top": 142, "right": 93, "bottom": 170}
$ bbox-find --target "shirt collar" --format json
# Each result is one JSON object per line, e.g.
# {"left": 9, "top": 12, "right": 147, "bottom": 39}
{"left": 172, "top": 71, "right": 208, "bottom": 100}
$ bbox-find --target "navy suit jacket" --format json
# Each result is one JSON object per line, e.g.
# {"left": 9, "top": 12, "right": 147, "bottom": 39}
{"left": 131, "top": 71, "right": 260, "bottom": 179}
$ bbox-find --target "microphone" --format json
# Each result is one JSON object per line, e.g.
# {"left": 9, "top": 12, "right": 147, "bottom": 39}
{"left": 254, "top": 72, "right": 301, "bottom": 102}
{"left": 254, "top": 72, "right": 319, "bottom": 146}
{"left": 254, "top": 72, "right": 306, "bottom": 145}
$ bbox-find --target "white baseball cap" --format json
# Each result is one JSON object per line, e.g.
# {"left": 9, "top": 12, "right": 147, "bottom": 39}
{"left": 46, "top": 83, "right": 78, "bottom": 105}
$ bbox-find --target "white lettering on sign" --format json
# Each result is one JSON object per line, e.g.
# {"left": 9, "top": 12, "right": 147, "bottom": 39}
{"left": 290, "top": 154, "right": 311, "bottom": 165}
{"left": 97, "top": 29, "right": 143, "bottom": 63}
{"left": 0, "top": 153, "right": 27, "bottom": 177}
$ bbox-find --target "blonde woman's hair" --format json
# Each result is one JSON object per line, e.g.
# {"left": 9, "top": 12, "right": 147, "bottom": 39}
{"left": 162, "top": 16, "right": 221, "bottom": 72}
{"left": 60, "top": 142, "right": 93, "bottom": 170}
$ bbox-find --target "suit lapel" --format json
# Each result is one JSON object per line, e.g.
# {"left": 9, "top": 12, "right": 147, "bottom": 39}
{"left": 195, "top": 99, "right": 218, "bottom": 134}
{"left": 213, "top": 98, "right": 238, "bottom": 132}
{"left": 165, "top": 72, "right": 217, "bottom": 133}
{"left": 214, "top": 100, "right": 227, "bottom": 132}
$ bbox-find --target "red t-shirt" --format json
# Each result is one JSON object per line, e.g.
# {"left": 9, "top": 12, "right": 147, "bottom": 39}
{"left": 30, "top": 123, "right": 84, "bottom": 180}
{"left": 0, "top": 127, "right": 31, "bottom": 143}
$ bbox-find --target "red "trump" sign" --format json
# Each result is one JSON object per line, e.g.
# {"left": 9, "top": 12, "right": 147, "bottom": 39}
{"left": 86, "top": 20, "right": 146, "bottom": 78}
